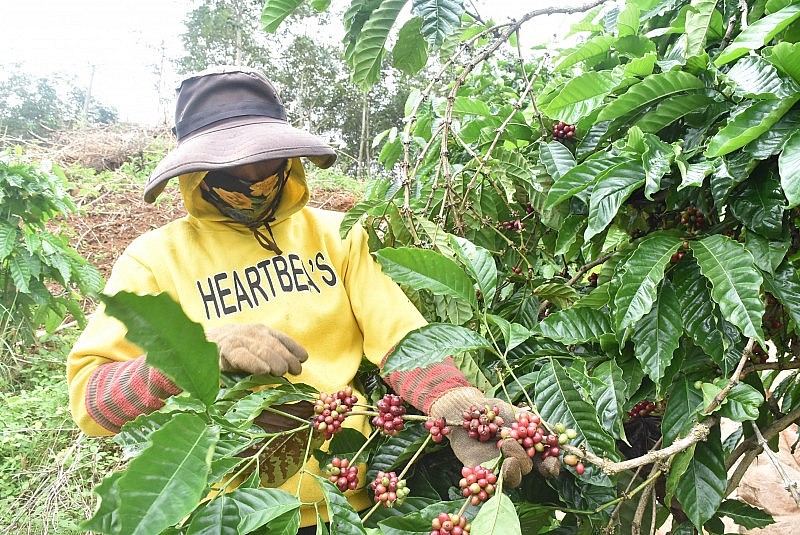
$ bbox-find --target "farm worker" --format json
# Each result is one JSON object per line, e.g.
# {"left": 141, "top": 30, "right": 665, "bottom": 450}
{"left": 66, "top": 66, "right": 532, "bottom": 529}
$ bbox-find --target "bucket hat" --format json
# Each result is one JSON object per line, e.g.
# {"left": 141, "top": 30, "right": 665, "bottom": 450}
{"left": 144, "top": 66, "right": 337, "bottom": 203}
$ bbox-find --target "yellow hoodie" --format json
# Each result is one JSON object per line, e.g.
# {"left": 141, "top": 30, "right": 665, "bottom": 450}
{"left": 67, "top": 159, "right": 432, "bottom": 526}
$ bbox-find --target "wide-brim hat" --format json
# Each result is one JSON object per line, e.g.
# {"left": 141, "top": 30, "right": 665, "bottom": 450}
{"left": 144, "top": 66, "right": 337, "bottom": 203}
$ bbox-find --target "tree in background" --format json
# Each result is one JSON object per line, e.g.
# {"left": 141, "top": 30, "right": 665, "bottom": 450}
{"left": 174, "top": 0, "right": 419, "bottom": 176}
{"left": 174, "top": 0, "right": 273, "bottom": 74}
{"left": 0, "top": 67, "right": 117, "bottom": 142}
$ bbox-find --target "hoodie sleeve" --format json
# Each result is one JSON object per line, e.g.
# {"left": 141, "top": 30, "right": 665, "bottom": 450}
{"left": 342, "top": 224, "right": 470, "bottom": 413}
{"left": 67, "top": 250, "right": 181, "bottom": 436}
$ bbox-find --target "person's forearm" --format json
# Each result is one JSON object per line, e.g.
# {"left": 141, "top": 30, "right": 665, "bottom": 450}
{"left": 381, "top": 356, "right": 471, "bottom": 413}
{"left": 84, "top": 356, "right": 182, "bottom": 433}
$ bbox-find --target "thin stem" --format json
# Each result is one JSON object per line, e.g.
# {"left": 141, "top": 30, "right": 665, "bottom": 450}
{"left": 351, "top": 428, "right": 381, "bottom": 466}
{"left": 397, "top": 433, "right": 433, "bottom": 481}
{"left": 360, "top": 500, "right": 382, "bottom": 524}
{"left": 295, "top": 426, "right": 317, "bottom": 497}
{"left": 749, "top": 421, "right": 800, "bottom": 506}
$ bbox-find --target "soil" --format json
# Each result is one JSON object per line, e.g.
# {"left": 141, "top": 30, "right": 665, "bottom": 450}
{"left": 65, "top": 185, "right": 358, "bottom": 281}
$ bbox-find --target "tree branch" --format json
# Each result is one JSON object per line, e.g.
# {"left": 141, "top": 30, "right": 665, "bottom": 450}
{"left": 702, "top": 338, "right": 756, "bottom": 415}
{"left": 563, "top": 417, "right": 718, "bottom": 475}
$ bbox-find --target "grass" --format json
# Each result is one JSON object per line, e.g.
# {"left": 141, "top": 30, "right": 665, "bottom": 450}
{"left": 0, "top": 329, "right": 123, "bottom": 534}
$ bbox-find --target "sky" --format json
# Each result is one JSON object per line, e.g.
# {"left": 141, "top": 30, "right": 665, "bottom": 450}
{"left": 1, "top": 0, "right": 579, "bottom": 126}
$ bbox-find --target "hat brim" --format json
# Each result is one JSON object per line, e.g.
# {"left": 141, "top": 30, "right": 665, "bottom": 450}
{"left": 144, "top": 116, "right": 337, "bottom": 203}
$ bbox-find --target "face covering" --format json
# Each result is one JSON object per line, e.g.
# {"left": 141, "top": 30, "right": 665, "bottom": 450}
{"left": 200, "top": 162, "right": 288, "bottom": 254}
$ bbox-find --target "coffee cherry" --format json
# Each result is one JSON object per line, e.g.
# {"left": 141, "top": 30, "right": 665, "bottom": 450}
{"left": 461, "top": 404, "right": 504, "bottom": 442}
{"left": 425, "top": 417, "right": 451, "bottom": 443}
{"left": 500, "top": 411, "right": 579, "bottom": 472}
{"left": 430, "top": 512, "right": 470, "bottom": 534}
{"left": 325, "top": 457, "right": 359, "bottom": 492}
{"left": 576, "top": 462, "right": 585, "bottom": 475}
{"left": 370, "top": 470, "right": 409, "bottom": 507}
{"left": 587, "top": 272, "right": 599, "bottom": 287}
{"left": 628, "top": 399, "right": 656, "bottom": 418}
{"left": 459, "top": 465, "right": 497, "bottom": 506}
{"left": 313, "top": 387, "right": 358, "bottom": 440}
{"left": 372, "top": 394, "right": 406, "bottom": 436}
{"left": 552, "top": 121, "right": 576, "bottom": 143}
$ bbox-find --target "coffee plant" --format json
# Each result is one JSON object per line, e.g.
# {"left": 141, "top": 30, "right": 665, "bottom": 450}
{"left": 82, "top": 0, "right": 800, "bottom": 533}
{"left": 0, "top": 150, "right": 103, "bottom": 350}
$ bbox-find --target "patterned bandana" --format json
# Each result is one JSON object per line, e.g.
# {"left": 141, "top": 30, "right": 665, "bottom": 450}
{"left": 200, "top": 163, "right": 288, "bottom": 254}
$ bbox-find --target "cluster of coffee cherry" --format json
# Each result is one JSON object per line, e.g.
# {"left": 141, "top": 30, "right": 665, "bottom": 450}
{"left": 510, "top": 265, "right": 524, "bottom": 276}
{"left": 459, "top": 465, "right": 497, "bottom": 506}
{"left": 679, "top": 206, "right": 705, "bottom": 234}
{"left": 499, "top": 414, "right": 579, "bottom": 466}
{"left": 371, "top": 393, "right": 406, "bottom": 436}
{"left": 324, "top": 457, "right": 359, "bottom": 492}
{"left": 628, "top": 399, "right": 656, "bottom": 418}
{"left": 313, "top": 387, "right": 358, "bottom": 440}
{"left": 430, "top": 512, "right": 470, "bottom": 535}
{"left": 370, "top": 470, "right": 410, "bottom": 506}
{"left": 425, "top": 417, "right": 451, "bottom": 443}
{"left": 500, "top": 219, "right": 526, "bottom": 232}
{"left": 552, "top": 121, "right": 576, "bottom": 142}
{"left": 461, "top": 404, "right": 505, "bottom": 442}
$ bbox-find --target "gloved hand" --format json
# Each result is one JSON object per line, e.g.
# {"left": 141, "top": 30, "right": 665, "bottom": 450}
{"left": 429, "top": 386, "right": 533, "bottom": 487}
{"left": 206, "top": 323, "right": 308, "bottom": 376}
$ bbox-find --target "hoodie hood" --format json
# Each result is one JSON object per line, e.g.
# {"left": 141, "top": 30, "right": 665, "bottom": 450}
{"left": 178, "top": 157, "right": 310, "bottom": 227}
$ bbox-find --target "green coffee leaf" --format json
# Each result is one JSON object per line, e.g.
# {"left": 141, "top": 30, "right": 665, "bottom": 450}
{"left": 585, "top": 161, "right": 646, "bottom": 240}
{"left": 535, "top": 358, "right": 618, "bottom": 487}
{"left": 314, "top": 475, "right": 368, "bottom": 535}
{"left": 598, "top": 71, "right": 705, "bottom": 122}
{"left": 690, "top": 235, "right": 765, "bottom": 345}
{"left": 376, "top": 247, "right": 477, "bottom": 309}
{"left": 635, "top": 93, "right": 715, "bottom": 133}
{"left": 631, "top": 280, "right": 682, "bottom": 394}
{"left": 381, "top": 324, "right": 491, "bottom": 375}
{"left": 714, "top": 4, "right": 800, "bottom": 65}
{"left": 779, "top": 130, "right": 800, "bottom": 208}
{"left": 675, "top": 425, "right": 726, "bottom": 528}
{"left": 662, "top": 377, "right": 703, "bottom": 446}
{"left": 672, "top": 259, "right": 725, "bottom": 365}
{"left": 716, "top": 499, "right": 775, "bottom": 529}
{"left": 100, "top": 292, "right": 220, "bottom": 406}
{"left": 534, "top": 306, "right": 612, "bottom": 344}
{"left": 614, "top": 233, "right": 682, "bottom": 336}
{"left": 546, "top": 154, "right": 628, "bottom": 208}
{"left": 542, "top": 70, "right": 620, "bottom": 124}
{"left": 471, "top": 492, "right": 522, "bottom": 535}
{"left": 706, "top": 94, "right": 800, "bottom": 158}
{"left": 591, "top": 359, "right": 628, "bottom": 441}
{"left": 95, "top": 414, "right": 219, "bottom": 535}
{"left": 261, "top": 0, "right": 304, "bottom": 32}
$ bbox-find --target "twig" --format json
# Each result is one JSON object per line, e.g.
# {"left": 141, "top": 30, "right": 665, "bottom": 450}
{"left": 562, "top": 417, "right": 717, "bottom": 475}
{"left": 702, "top": 338, "right": 756, "bottom": 415}
{"left": 741, "top": 360, "right": 800, "bottom": 378}
{"left": 631, "top": 460, "right": 661, "bottom": 535}
{"left": 538, "top": 251, "right": 615, "bottom": 315}
{"left": 749, "top": 421, "right": 800, "bottom": 506}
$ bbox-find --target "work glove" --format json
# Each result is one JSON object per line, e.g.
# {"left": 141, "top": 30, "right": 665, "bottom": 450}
{"left": 206, "top": 323, "right": 308, "bottom": 376}
{"left": 429, "top": 386, "right": 533, "bottom": 488}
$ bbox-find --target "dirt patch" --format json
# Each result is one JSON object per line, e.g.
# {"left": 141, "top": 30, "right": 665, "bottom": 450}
{"left": 65, "top": 184, "right": 358, "bottom": 281}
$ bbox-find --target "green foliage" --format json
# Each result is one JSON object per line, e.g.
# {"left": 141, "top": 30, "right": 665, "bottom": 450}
{"left": 0, "top": 329, "right": 123, "bottom": 534}
{"left": 0, "top": 67, "right": 118, "bottom": 141}
{"left": 0, "top": 151, "right": 103, "bottom": 353}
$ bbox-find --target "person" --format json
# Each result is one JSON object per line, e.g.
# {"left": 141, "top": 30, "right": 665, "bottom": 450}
{"left": 66, "top": 66, "right": 531, "bottom": 530}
